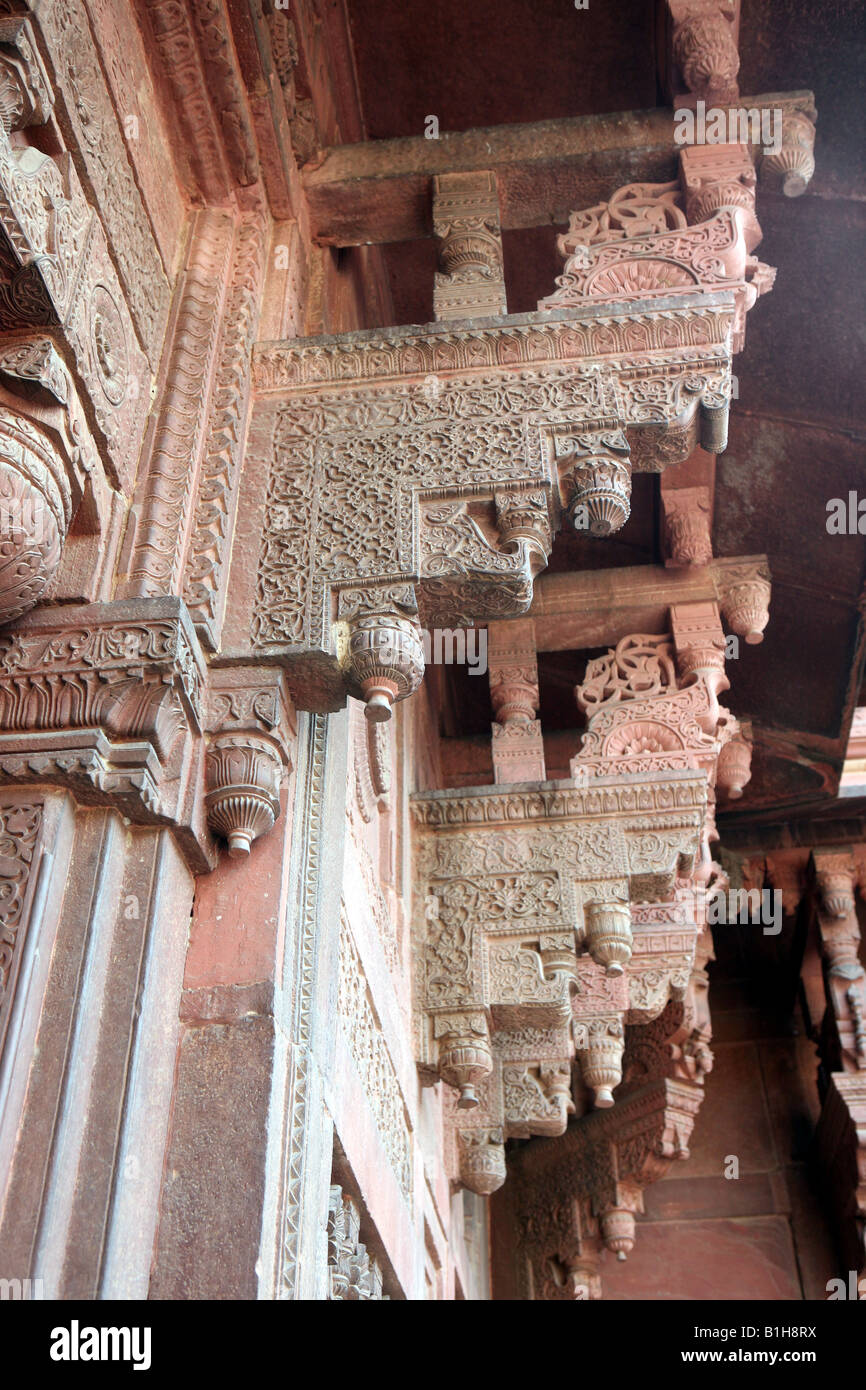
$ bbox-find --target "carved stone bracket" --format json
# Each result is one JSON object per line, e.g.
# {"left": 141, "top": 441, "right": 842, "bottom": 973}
{"left": 511, "top": 1075, "right": 706, "bottom": 1296}
{"left": 204, "top": 666, "right": 293, "bottom": 856}
{"left": 543, "top": 158, "right": 772, "bottom": 354}
{"left": 761, "top": 105, "right": 818, "bottom": 198}
{"left": 713, "top": 555, "right": 772, "bottom": 643}
{"left": 662, "top": 484, "right": 713, "bottom": 567}
{"left": 571, "top": 606, "right": 751, "bottom": 848}
{"left": 488, "top": 618, "right": 546, "bottom": 784}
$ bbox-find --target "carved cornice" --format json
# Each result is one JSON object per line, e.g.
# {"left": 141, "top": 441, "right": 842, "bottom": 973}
{"left": 252, "top": 301, "right": 736, "bottom": 393}
{"left": 126, "top": 209, "right": 235, "bottom": 599}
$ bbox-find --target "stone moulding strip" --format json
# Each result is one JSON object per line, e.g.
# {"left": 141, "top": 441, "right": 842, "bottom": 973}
{"left": 252, "top": 295, "right": 737, "bottom": 393}
{"left": 410, "top": 770, "right": 707, "bottom": 828}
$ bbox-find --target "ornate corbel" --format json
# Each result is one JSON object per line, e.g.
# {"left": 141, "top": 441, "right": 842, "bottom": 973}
{"left": 558, "top": 428, "right": 632, "bottom": 537}
{"left": 434, "top": 1010, "right": 493, "bottom": 1110}
{"left": 204, "top": 667, "right": 293, "bottom": 857}
{"left": 583, "top": 900, "right": 633, "bottom": 978}
{"left": 418, "top": 493, "right": 553, "bottom": 630}
{"left": 510, "top": 1075, "right": 706, "bottom": 1295}
{"left": 679, "top": 143, "right": 760, "bottom": 248}
{"left": 575, "top": 1016, "right": 625, "bottom": 1108}
{"left": 715, "top": 724, "right": 752, "bottom": 800}
{"left": 713, "top": 556, "right": 772, "bottom": 643}
{"left": 339, "top": 585, "right": 425, "bottom": 723}
{"left": 671, "top": 600, "right": 730, "bottom": 732}
{"left": 759, "top": 104, "right": 817, "bottom": 198}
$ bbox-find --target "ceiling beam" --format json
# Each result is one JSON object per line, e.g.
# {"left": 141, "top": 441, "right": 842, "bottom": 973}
{"left": 302, "top": 91, "right": 814, "bottom": 246}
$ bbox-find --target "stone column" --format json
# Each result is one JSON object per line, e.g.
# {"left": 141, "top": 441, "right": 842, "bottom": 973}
{"left": 811, "top": 850, "right": 866, "bottom": 1279}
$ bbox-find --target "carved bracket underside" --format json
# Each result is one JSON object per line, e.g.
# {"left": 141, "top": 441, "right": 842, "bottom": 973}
{"left": 411, "top": 771, "right": 707, "bottom": 1191}
{"left": 250, "top": 295, "right": 735, "bottom": 713}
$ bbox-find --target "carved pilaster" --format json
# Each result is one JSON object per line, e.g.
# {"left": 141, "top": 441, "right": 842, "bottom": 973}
{"left": 432, "top": 171, "right": 507, "bottom": 322}
{"left": 126, "top": 209, "right": 235, "bottom": 598}
{"left": 0, "top": 796, "right": 43, "bottom": 1065}
{"left": 183, "top": 205, "right": 268, "bottom": 648}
